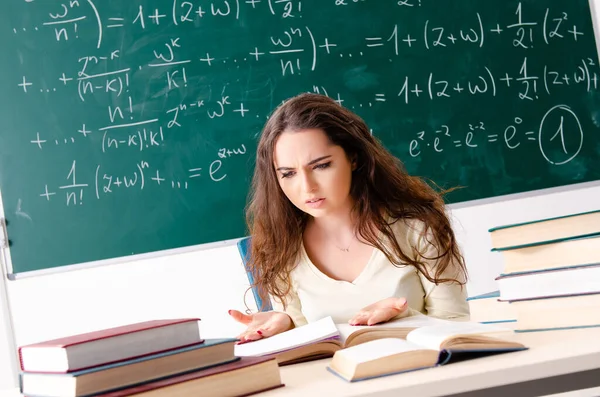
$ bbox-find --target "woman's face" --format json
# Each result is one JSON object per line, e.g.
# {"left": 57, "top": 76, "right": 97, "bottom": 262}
{"left": 273, "top": 128, "right": 355, "bottom": 218}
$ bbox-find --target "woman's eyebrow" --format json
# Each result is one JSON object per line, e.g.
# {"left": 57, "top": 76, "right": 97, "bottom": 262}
{"left": 276, "top": 155, "right": 332, "bottom": 171}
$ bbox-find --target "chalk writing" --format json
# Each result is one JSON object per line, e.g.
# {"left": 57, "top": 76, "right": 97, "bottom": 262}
{"left": 4, "top": 0, "right": 599, "bottom": 212}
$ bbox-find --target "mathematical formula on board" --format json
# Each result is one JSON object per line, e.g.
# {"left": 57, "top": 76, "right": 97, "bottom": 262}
{"left": 10, "top": 0, "right": 600, "bottom": 208}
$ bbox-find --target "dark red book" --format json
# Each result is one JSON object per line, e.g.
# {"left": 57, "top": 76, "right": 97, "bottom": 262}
{"left": 19, "top": 319, "right": 203, "bottom": 373}
{"left": 98, "top": 356, "right": 284, "bottom": 397}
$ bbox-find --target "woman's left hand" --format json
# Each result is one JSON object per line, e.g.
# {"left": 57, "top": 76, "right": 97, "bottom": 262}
{"left": 349, "top": 297, "right": 409, "bottom": 326}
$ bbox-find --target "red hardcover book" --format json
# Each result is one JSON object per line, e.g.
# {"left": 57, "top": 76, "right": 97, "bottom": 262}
{"left": 18, "top": 319, "right": 203, "bottom": 373}
{"left": 98, "top": 356, "right": 284, "bottom": 397}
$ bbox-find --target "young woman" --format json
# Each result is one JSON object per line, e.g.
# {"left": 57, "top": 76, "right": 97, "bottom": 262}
{"left": 229, "top": 93, "right": 469, "bottom": 343}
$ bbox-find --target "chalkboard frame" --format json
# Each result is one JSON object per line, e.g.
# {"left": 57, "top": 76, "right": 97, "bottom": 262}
{"left": 1, "top": 178, "right": 599, "bottom": 279}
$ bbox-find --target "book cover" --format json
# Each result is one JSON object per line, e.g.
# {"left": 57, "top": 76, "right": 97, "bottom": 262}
{"left": 491, "top": 233, "right": 600, "bottom": 252}
{"left": 19, "top": 319, "right": 203, "bottom": 372}
{"left": 467, "top": 291, "right": 500, "bottom": 301}
{"left": 20, "top": 339, "right": 239, "bottom": 397}
{"left": 25, "top": 338, "right": 235, "bottom": 377}
{"left": 488, "top": 209, "right": 600, "bottom": 232}
{"left": 496, "top": 264, "right": 600, "bottom": 302}
{"left": 19, "top": 319, "right": 200, "bottom": 349}
{"left": 488, "top": 211, "right": 600, "bottom": 250}
{"left": 96, "top": 356, "right": 283, "bottom": 397}
{"left": 498, "top": 262, "right": 600, "bottom": 278}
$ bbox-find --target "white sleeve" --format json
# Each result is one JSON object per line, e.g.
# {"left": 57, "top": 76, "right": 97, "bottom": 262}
{"left": 410, "top": 221, "right": 470, "bottom": 320}
{"left": 270, "top": 282, "right": 308, "bottom": 327}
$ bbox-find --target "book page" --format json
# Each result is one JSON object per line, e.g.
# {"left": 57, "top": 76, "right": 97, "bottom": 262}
{"left": 234, "top": 316, "right": 339, "bottom": 357}
{"left": 336, "top": 338, "right": 425, "bottom": 364}
{"left": 336, "top": 313, "right": 451, "bottom": 343}
{"left": 406, "top": 322, "right": 511, "bottom": 350}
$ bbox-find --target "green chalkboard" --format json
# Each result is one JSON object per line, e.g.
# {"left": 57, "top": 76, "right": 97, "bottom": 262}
{"left": 1, "top": 0, "right": 600, "bottom": 275}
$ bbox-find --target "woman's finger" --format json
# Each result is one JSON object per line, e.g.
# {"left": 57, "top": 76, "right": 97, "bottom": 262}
{"left": 393, "top": 298, "right": 408, "bottom": 312}
{"left": 229, "top": 309, "right": 254, "bottom": 325}
{"left": 256, "top": 325, "right": 276, "bottom": 337}
{"left": 348, "top": 311, "right": 371, "bottom": 326}
{"left": 366, "top": 308, "right": 395, "bottom": 326}
{"left": 237, "top": 330, "right": 264, "bottom": 344}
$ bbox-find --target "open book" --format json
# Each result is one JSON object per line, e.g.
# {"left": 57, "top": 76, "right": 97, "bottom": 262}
{"left": 328, "top": 323, "right": 527, "bottom": 381}
{"left": 234, "top": 314, "right": 521, "bottom": 366}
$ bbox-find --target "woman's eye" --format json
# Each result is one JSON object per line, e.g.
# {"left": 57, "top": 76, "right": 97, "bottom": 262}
{"left": 314, "top": 162, "right": 331, "bottom": 170}
{"left": 281, "top": 171, "right": 294, "bottom": 179}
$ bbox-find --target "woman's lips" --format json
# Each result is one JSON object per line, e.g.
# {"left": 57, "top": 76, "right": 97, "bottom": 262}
{"left": 305, "top": 198, "right": 325, "bottom": 208}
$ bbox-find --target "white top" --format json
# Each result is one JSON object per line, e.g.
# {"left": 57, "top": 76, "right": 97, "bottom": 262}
{"left": 271, "top": 219, "right": 470, "bottom": 326}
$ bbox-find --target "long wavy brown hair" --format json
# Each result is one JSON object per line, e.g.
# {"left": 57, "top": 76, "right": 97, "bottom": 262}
{"left": 246, "top": 93, "right": 467, "bottom": 310}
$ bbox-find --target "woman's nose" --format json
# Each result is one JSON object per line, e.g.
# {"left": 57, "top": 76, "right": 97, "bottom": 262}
{"left": 301, "top": 173, "right": 317, "bottom": 193}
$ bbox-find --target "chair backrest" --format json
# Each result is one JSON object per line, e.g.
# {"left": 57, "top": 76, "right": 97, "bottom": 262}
{"left": 236, "top": 237, "right": 273, "bottom": 312}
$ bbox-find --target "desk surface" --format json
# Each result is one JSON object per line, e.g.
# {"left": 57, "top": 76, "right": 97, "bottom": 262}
{"left": 1, "top": 328, "right": 599, "bottom": 397}
{"left": 262, "top": 327, "right": 600, "bottom": 397}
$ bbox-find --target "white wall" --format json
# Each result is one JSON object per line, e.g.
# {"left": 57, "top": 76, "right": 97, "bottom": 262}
{"left": 2, "top": 0, "right": 600, "bottom": 392}
{"left": 0, "top": 243, "right": 255, "bottom": 391}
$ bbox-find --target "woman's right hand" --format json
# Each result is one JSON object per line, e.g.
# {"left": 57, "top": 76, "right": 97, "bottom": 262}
{"left": 228, "top": 310, "right": 293, "bottom": 344}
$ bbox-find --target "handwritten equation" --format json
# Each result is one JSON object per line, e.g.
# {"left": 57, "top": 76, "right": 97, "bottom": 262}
{"left": 4, "top": 0, "right": 599, "bottom": 211}
{"left": 39, "top": 142, "right": 246, "bottom": 206}
{"left": 408, "top": 104, "right": 583, "bottom": 166}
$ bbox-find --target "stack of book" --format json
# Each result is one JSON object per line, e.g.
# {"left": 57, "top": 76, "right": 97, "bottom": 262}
{"left": 489, "top": 210, "right": 600, "bottom": 332}
{"left": 18, "top": 318, "right": 283, "bottom": 397}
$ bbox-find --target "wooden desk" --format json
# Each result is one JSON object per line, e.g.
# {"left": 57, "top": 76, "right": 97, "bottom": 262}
{"left": 262, "top": 327, "right": 600, "bottom": 397}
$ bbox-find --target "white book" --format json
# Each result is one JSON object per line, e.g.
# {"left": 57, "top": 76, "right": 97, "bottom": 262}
{"left": 497, "top": 264, "right": 600, "bottom": 301}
